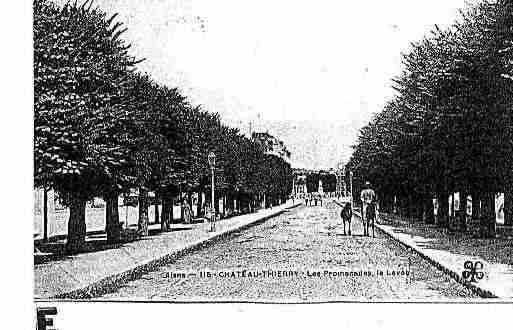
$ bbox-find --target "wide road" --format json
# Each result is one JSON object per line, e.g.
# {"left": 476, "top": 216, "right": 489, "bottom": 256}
{"left": 102, "top": 200, "right": 477, "bottom": 301}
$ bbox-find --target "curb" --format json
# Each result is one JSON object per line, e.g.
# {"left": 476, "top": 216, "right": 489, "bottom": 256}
{"left": 47, "top": 203, "right": 301, "bottom": 299}
{"left": 331, "top": 199, "right": 498, "bottom": 299}
{"left": 372, "top": 221, "right": 497, "bottom": 298}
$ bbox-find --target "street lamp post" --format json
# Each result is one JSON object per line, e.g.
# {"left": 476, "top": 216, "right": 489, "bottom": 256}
{"left": 336, "top": 163, "right": 343, "bottom": 199}
{"left": 338, "top": 162, "right": 346, "bottom": 198}
{"left": 349, "top": 170, "right": 354, "bottom": 209}
{"left": 208, "top": 152, "right": 216, "bottom": 231}
{"left": 292, "top": 176, "right": 296, "bottom": 203}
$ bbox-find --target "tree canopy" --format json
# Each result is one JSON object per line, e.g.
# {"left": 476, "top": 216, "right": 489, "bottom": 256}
{"left": 348, "top": 0, "right": 513, "bottom": 208}
{"left": 34, "top": 0, "right": 293, "bottom": 248}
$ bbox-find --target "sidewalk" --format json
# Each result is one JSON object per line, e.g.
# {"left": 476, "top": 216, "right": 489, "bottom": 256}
{"left": 375, "top": 213, "right": 513, "bottom": 298}
{"left": 34, "top": 201, "right": 300, "bottom": 299}
{"left": 34, "top": 204, "right": 184, "bottom": 241}
{"left": 333, "top": 199, "right": 513, "bottom": 299}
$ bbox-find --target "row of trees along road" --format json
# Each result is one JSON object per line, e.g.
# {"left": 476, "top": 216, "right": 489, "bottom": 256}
{"left": 305, "top": 172, "right": 337, "bottom": 193}
{"left": 34, "top": 0, "right": 293, "bottom": 252}
{"left": 348, "top": 0, "right": 513, "bottom": 238}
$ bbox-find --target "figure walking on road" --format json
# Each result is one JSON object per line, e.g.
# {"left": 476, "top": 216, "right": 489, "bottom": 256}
{"left": 361, "top": 181, "right": 377, "bottom": 237}
{"left": 340, "top": 202, "right": 353, "bottom": 235}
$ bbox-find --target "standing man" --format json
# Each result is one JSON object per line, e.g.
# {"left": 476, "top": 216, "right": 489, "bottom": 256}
{"left": 360, "top": 181, "right": 377, "bottom": 236}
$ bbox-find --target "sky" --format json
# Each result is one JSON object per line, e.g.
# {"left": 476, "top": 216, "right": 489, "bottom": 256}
{"left": 54, "top": 0, "right": 475, "bottom": 169}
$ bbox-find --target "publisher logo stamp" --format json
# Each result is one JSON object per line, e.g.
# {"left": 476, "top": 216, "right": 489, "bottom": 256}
{"left": 462, "top": 261, "right": 484, "bottom": 283}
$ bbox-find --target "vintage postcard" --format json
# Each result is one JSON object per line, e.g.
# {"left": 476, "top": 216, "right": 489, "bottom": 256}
{"left": 33, "top": 0, "right": 513, "bottom": 318}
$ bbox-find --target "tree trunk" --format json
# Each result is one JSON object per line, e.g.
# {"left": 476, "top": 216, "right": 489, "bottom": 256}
{"left": 197, "top": 191, "right": 203, "bottom": 217}
{"left": 400, "top": 196, "right": 408, "bottom": 217}
{"left": 188, "top": 192, "right": 193, "bottom": 220}
{"left": 460, "top": 190, "right": 468, "bottom": 213}
{"left": 226, "top": 191, "right": 232, "bottom": 215}
{"left": 410, "top": 194, "right": 419, "bottom": 219}
{"left": 214, "top": 195, "right": 220, "bottom": 214}
{"left": 437, "top": 192, "right": 449, "bottom": 228}
{"left": 379, "top": 193, "right": 388, "bottom": 213}
{"left": 396, "top": 196, "right": 402, "bottom": 216}
{"left": 451, "top": 193, "right": 455, "bottom": 218}
{"left": 468, "top": 190, "right": 481, "bottom": 236}
{"left": 471, "top": 190, "right": 481, "bottom": 220}
{"left": 66, "top": 195, "right": 87, "bottom": 253}
{"left": 414, "top": 194, "right": 424, "bottom": 221}
{"left": 481, "top": 192, "right": 496, "bottom": 238}
{"left": 180, "top": 194, "right": 185, "bottom": 223}
{"left": 505, "top": 190, "right": 513, "bottom": 226}
{"left": 231, "top": 194, "right": 236, "bottom": 215}
{"left": 449, "top": 193, "right": 456, "bottom": 230}
{"left": 170, "top": 195, "right": 176, "bottom": 223}
{"left": 154, "top": 193, "right": 160, "bottom": 224}
{"left": 407, "top": 194, "right": 415, "bottom": 220}
{"left": 423, "top": 196, "right": 435, "bottom": 224}
{"left": 457, "top": 190, "right": 468, "bottom": 232}
{"left": 138, "top": 187, "right": 149, "bottom": 236}
{"left": 222, "top": 195, "right": 226, "bottom": 218}
{"left": 43, "top": 188, "right": 49, "bottom": 242}
{"left": 387, "top": 195, "right": 392, "bottom": 214}
{"left": 106, "top": 194, "right": 120, "bottom": 243}
{"left": 383, "top": 194, "right": 391, "bottom": 213}
{"left": 161, "top": 195, "right": 170, "bottom": 232}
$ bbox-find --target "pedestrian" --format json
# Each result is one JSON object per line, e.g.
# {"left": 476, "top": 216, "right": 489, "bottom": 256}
{"left": 360, "top": 181, "right": 377, "bottom": 237}
{"left": 205, "top": 204, "right": 216, "bottom": 232}
{"left": 183, "top": 199, "right": 193, "bottom": 224}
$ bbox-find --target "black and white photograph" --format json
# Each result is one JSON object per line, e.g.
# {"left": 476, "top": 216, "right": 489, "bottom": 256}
{"left": 17, "top": 0, "right": 513, "bottom": 327}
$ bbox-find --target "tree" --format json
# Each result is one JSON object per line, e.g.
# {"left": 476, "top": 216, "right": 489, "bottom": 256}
{"left": 34, "top": 0, "right": 296, "bottom": 249}
{"left": 34, "top": 0, "right": 139, "bottom": 250}
{"left": 348, "top": 0, "right": 513, "bottom": 237}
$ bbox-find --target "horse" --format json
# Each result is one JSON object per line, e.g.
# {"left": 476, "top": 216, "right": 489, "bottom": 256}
{"left": 340, "top": 202, "right": 353, "bottom": 235}
{"left": 363, "top": 202, "right": 376, "bottom": 237}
